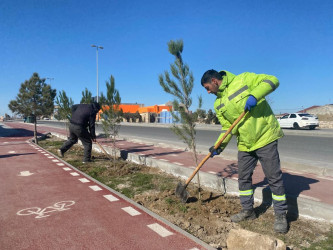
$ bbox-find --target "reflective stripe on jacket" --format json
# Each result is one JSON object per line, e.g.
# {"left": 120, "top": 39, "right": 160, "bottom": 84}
{"left": 214, "top": 70, "right": 284, "bottom": 152}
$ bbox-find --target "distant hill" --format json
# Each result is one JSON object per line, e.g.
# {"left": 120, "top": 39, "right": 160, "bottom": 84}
{"left": 301, "top": 104, "right": 333, "bottom": 116}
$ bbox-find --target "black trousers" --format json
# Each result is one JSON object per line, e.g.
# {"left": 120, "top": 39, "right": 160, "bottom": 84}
{"left": 238, "top": 140, "right": 287, "bottom": 214}
{"left": 60, "top": 123, "right": 92, "bottom": 162}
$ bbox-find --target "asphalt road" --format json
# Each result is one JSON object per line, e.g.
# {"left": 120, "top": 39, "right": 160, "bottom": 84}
{"left": 38, "top": 120, "right": 333, "bottom": 171}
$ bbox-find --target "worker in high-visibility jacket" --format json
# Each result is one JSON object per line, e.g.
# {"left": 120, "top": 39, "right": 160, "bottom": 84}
{"left": 201, "top": 69, "right": 288, "bottom": 234}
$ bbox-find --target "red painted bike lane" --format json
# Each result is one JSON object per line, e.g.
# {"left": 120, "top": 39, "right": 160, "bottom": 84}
{"left": 0, "top": 133, "right": 211, "bottom": 249}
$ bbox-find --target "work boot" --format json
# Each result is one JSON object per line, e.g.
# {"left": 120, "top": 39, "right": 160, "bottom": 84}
{"left": 274, "top": 213, "right": 288, "bottom": 233}
{"left": 57, "top": 149, "right": 64, "bottom": 158}
{"left": 231, "top": 209, "right": 256, "bottom": 223}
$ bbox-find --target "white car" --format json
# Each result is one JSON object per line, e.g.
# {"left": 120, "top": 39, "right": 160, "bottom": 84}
{"left": 278, "top": 113, "right": 319, "bottom": 130}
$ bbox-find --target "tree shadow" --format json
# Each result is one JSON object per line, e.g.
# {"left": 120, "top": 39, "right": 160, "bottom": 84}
{"left": 0, "top": 125, "right": 44, "bottom": 138}
{"left": 0, "top": 153, "right": 36, "bottom": 159}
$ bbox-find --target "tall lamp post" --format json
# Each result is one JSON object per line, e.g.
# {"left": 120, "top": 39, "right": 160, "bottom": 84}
{"left": 46, "top": 77, "right": 54, "bottom": 84}
{"left": 91, "top": 44, "right": 103, "bottom": 103}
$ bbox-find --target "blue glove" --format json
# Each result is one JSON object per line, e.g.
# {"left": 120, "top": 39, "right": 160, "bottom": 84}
{"left": 209, "top": 146, "right": 223, "bottom": 158}
{"left": 244, "top": 95, "right": 257, "bottom": 111}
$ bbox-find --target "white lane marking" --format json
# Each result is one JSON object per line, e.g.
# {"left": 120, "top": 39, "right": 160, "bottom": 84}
{"left": 208, "top": 171, "right": 217, "bottom": 174}
{"left": 147, "top": 223, "right": 173, "bottom": 237}
{"left": 44, "top": 154, "right": 50, "bottom": 156}
{"left": 79, "top": 178, "right": 90, "bottom": 183}
{"left": 103, "top": 194, "right": 119, "bottom": 202}
{"left": 89, "top": 185, "right": 102, "bottom": 191}
{"left": 47, "top": 156, "right": 54, "bottom": 159}
{"left": 174, "top": 162, "right": 184, "bottom": 166}
{"left": 189, "top": 248, "right": 200, "bottom": 250}
{"left": 38, "top": 150, "right": 43, "bottom": 152}
{"left": 121, "top": 206, "right": 141, "bottom": 216}
{"left": 56, "top": 163, "right": 65, "bottom": 166}
{"left": 3, "top": 142, "right": 8, "bottom": 144}
{"left": 52, "top": 159, "right": 59, "bottom": 162}
{"left": 70, "top": 172, "right": 80, "bottom": 176}
{"left": 63, "top": 167, "right": 72, "bottom": 171}
{"left": 170, "top": 154, "right": 178, "bottom": 157}
{"left": 8, "top": 151, "right": 16, "bottom": 154}
{"left": 160, "top": 159, "right": 169, "bottom": 162}
{"left": 41, "top": 152, "right": 47, "bottom": 154}
{"left": 18, "top": 171, "right": 34, "bottom": 176}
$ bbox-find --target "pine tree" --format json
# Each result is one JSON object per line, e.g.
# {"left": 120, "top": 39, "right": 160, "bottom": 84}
{"left": 80, "top": 88, "right": 93, "bottom": 104}
{"left": 101, "top": 75, "right": 122, "bottom": 167}
{"left": 55, "top": 90, "right": 74, "bottom": 136}
{"left": 159, "top": 39, "right": 202, "bottom": 198}
{"left": 8, "top": 73, "right": 56, "bottom": 144}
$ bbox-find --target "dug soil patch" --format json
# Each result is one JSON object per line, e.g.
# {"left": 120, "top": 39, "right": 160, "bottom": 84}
{"left": 39, "top": 136, "right": 332, "bottom": 249}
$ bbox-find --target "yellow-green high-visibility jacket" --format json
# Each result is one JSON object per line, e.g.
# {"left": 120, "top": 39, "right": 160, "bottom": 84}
{"left": 214, "top": 70, "right": 284, "bottom": 152}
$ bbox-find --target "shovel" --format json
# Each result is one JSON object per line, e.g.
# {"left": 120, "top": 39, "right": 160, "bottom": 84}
{"left": 176, "top": 111, "right": 247, "bottom": 203}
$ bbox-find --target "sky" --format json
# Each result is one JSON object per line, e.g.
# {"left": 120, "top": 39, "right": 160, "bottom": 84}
{"left": 1, "top": 0, "right": 332, "bottom": 117}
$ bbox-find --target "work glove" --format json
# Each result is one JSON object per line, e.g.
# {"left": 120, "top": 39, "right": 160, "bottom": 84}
{"left": 209, "top": 146, "right": 223, "bottom": 157}
{"left": 244, "top": 95, "right": 257, "bottom": 111}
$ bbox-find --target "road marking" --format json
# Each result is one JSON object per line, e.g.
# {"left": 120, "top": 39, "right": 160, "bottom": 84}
{"left": 47, "top": 156, "right": 54, "bottom": 159}
{"left": 70, "top": 172, "right": 80, "bottom": 176}
{"left": 79, "top": 178, "right": 90, "bottom": 183}
{"left": 18, "top": 171, "right": 34, "bottom": 176}
{"left": 147, "top": 223, "right": 173, "bottom": 237}
{"left": 44, "top": 154, "right": 50, "bottom": 156}
{"left": 17, "top": 201, "right": 75, "bottom": 219}
{"left": 121, "top": 206, "right": 141, "bottom": 216}
{"left": 103, "top": 194, "right": 119, "bottom": 202}
{"left": 208, "top": 171, "right": 217, "bottom": 174}
{"left": 63, "top": 167, "right": 71, "bottom": 171}
{"left": 8, "top": 151, "right": 16, "bottom": 154}
{"left": 89, "top": 185, "right": 102, "bottom": 191}
{"left": 56, "top": 163, "right": 65, "bottom": 166}
{"left": 170, "top": 154, "right": 178, "bottom": 157}
{"left": 189, "top": 248, "right": 200, "bottom": 250}
{"left": 42, "top": 152, "right": 47, "bottom": 154}
{"left": 173, "top": 162, "right": 184, "bottom": 166}
{"left": 38, "top": 150, "right": 43, "bottom": 152}
{"left": 52, "top": 159, "right": 59, "bottom": 162}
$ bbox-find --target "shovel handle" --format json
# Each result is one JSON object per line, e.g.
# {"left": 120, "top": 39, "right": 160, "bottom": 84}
{"left": 95, "top": 140, "right": 113, "bottom": 161}
{"left": 184, "top": 111, "right": 247, "bottom": 186}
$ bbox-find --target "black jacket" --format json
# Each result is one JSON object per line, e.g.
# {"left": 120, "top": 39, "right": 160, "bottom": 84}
{"left": 70, "top": 103, "right": 100, "bottom": 138}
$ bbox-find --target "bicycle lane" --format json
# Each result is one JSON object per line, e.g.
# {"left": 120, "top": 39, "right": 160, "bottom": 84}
{"left": 0, "top": 136, "right": 212, "bottom": 249}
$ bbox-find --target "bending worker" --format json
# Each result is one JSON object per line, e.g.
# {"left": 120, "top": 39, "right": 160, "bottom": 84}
{"left": 201, "top": 69, "right": 288, "bottom": 234}
{"left": 58, "top": 102, "right": 101, "bottom": 163}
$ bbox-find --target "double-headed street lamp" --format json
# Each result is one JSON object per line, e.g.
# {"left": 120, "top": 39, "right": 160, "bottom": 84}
{"left": 91, "top": 44, "right": 104, "bottom": 103}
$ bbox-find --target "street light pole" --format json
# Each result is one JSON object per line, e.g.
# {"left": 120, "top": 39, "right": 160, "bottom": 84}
{"left": 91, "top": 44, "right": 104, "bottom": 103}
{"left": 46, "top": 77, "right": 54, "bottom": 84}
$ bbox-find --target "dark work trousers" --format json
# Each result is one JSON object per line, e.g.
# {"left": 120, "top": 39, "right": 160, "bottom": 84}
{"left": 60, "top": 123, "right": 92, "bottom": 162}
{"left": 237, "top": 140, "right": 287, "bottom": 215}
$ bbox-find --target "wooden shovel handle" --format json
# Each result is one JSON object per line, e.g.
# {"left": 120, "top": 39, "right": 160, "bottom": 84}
{"left": 184, "top": 111, "right": 247, "bottom": 186}
{"left": 95, "top": 140, "right": 113, "bottom": 161}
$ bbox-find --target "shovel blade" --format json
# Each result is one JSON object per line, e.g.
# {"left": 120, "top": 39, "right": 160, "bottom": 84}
{"left": 176, "top": 182, "right": 189, "bottom": 203}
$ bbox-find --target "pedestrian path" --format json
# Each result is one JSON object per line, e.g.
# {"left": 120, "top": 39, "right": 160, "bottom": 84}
{"left": 0, "top": 122, "right": 212, "bottom": 249}
{"left": 3, "top": 121, "right": 333, "bottom": 222}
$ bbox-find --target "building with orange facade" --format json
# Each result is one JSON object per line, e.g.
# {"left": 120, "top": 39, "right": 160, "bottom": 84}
{"left": 99, "top": 103, "right": 173, "bottom": 123}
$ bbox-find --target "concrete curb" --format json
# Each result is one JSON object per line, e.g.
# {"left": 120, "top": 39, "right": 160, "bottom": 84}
{"left": 51, "top": 132, "right": 333, "bottom": 223}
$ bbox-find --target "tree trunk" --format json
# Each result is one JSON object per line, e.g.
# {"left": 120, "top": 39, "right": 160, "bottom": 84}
{"left": 34, "top": 118, "right": 38, "bottom": 145}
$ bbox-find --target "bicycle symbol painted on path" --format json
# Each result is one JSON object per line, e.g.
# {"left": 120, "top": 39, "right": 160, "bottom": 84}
{"left": 17, "top": 201, "right": 75, "bottom": 219}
